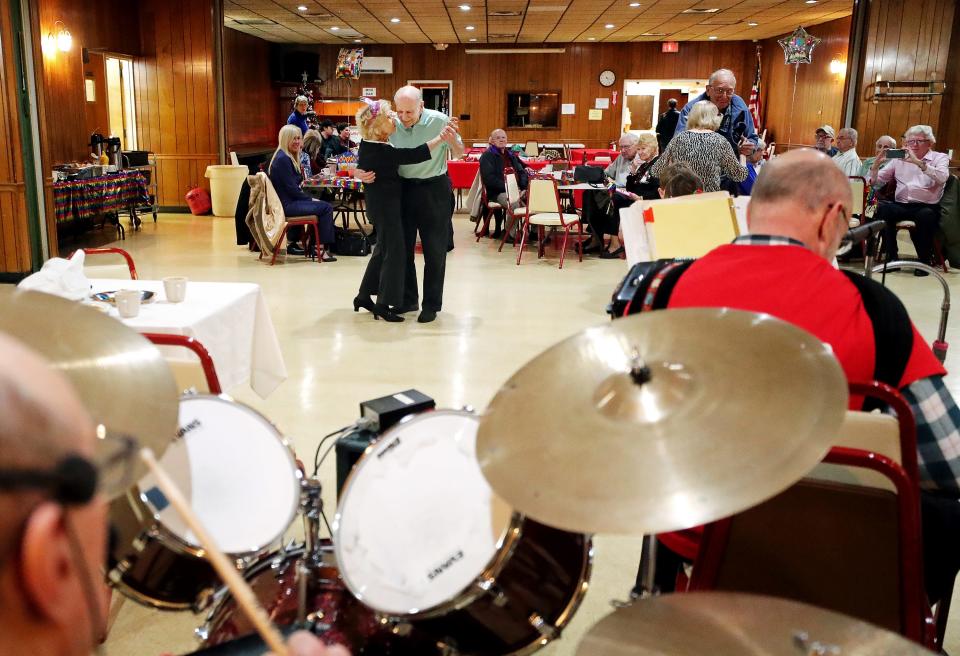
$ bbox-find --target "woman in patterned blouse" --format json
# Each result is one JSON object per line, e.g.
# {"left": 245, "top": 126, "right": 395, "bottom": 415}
{"left": 652, "top": 101, "right": 747, "bottom": 192}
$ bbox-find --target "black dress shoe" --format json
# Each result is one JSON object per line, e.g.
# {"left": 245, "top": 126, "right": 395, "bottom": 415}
{"left": 914, "top": 268, "right": 930, "bottom": 277}
{"left": 395, "top": 303, "right": 419, "bottom": 314}
{"left": 372, "top": 305, "right": 405, "bottom": 322}
{"left": 417, "top": 309, "right": 437, "bottom": 323}
{"left": 353, "top": 295, "right": 375, "bottom": 313}
{"left": 287, "top": 244, "right": 306, "bottom": 256}
{"left": 599, "top": 246, "right": 625, "bottom": 259}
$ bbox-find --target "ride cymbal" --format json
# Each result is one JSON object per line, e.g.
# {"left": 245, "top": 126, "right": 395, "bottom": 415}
{"left": 576, "top": 592, "right": 932, "bottom": 655}
{"left": 476, "top": 308, "right": 848, "bottom": 535}
{"left": 0, "top": 288, "right": 179, "bottom": 484}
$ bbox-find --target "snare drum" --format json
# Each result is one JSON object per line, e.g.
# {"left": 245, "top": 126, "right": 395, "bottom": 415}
{"left": 199, "top": 544, "right": 442, "bottom": 655}
{"left": 109, "top": 394, "right": 302, "bottom": 610}
{"left": 333, "top": 410, "right": 593, "bottom": 655}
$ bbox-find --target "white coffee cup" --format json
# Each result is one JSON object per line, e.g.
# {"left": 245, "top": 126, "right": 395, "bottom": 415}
{"left": 115, "top": 289, "right": 141, "bottom": 318}
{"left": 163, "top": 276, "right": 188, "bottom": 303}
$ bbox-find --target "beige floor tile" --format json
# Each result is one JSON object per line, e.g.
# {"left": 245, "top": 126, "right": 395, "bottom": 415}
{"left": 44, "top": 216, "right": 960, "bottom": 654}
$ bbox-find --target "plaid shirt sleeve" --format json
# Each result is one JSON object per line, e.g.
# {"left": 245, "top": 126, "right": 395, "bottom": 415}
{"left": 900, "top": 375, "right": 960, "bottom": 496}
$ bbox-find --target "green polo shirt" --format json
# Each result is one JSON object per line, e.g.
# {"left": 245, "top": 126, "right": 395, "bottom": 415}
{"left": 390, "top": 108, "right": 460, "bottom": 179}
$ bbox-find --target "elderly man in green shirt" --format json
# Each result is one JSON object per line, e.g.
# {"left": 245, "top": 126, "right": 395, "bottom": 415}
{"left": 355, "top": 85, "right": 464, "bottom": 323}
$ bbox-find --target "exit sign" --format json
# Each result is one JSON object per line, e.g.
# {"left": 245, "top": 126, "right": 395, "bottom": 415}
{"left": 661, "top": 41, "right": 679, "bottom": 53}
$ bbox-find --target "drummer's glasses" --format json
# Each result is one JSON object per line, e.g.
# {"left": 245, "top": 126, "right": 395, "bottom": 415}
{"left": 0, "top": 428, "right": 138, "bottom": 505}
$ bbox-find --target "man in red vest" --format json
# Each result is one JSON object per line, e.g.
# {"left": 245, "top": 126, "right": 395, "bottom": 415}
{"left": 642, "top": 149, "right": 960, "bottom": 602}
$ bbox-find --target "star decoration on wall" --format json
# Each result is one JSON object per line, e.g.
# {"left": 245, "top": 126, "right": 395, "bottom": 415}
{"left": 778, "top": 26, "right": 821, "bottom": 64}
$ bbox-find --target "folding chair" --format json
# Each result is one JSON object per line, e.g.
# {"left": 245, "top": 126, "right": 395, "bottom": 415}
{"left": 849, "top": 176, "right": 867, "bottom": 225}
{"left": 516, "top": 177, "right": 584, "bottom": 269}
{"left": 687, "top": 381, "right": 933, "bottom": 647}
{"left": 78, "top": 247, "right": 138, "bottom": 279}
{"left": 144, "top": 333, "right": 222, "bottom": 394}
{"left": 524, "top": 140, "right": 540, "bottom": 158}
{"left": 497, "top": 171, "right": 525, "bottom": 251}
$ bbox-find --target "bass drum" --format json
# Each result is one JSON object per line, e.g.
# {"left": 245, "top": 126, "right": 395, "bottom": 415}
{"left": 199, "top": 545, "right": 443, "bottom": 655}
{"left": 333, "top": 410, "right": 593, "bottom": 655}
{"left": 109, "top": 394, "right": 302, "bottom": 610}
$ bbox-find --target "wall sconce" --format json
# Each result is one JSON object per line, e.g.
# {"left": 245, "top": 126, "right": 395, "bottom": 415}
{"left": 829, "top": 59, "right": 845, "bottom": 75}
{"left": 43, "top": 21, "right": 72, "bottom": 56}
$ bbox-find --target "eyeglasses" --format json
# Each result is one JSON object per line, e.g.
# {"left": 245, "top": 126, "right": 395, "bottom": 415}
{"left": 904, "top": 138, "right": 929, "bottom": 146}
{"left": 710, "top": 87, "right": 735, "bottom": 96}
{"left": 0, "top": 430, "right": 138, "bottom": 504}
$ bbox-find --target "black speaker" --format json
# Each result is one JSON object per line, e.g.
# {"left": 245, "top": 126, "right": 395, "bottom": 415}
{"left": 334, "top": 427, "right": 377, "bottom": 500}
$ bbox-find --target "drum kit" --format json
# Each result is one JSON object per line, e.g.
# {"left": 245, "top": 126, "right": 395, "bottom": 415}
{"left": 0, "top": 289, "right": 934, "bottom": 655}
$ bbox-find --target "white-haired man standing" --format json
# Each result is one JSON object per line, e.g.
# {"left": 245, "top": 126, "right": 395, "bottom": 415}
{"left": 869, "top": 125, "right": 950, "bottom": 274}
{"left": 832, "top": 127, "right": 862, "bottom": 177}
{"left": 674, "top": 68, "right": 758, "bottom": 157}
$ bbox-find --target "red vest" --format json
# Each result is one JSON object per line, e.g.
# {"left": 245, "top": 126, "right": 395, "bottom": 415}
{"left": 658, "top": 243, "right": 945, "bottom": 560}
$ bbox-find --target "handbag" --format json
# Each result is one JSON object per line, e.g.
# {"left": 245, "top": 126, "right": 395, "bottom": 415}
{"left": 574, "top": 165, "right": 605, "bottom": 184}
{"left": 333, "top": 228, "right": 371, "bottom": 256}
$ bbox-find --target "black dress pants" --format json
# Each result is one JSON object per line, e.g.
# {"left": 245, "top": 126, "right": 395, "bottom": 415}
{"left": 402, "top": 176, "right": 452, "bottom": 312}
{"left": 877, "top": 201, "right": 941, "bottom": 264}
{"left": 358, "top": 184, "right": 406, "bottom": 307}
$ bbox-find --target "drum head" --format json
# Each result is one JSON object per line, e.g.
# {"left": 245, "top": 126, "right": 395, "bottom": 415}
{"left": 137, "top": 395, "right": 300, "bottom": 555}
{"left": 334, "top": 411, "right": 513, "bottom": 616}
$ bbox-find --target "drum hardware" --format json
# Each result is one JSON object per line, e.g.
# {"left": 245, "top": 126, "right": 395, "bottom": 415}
{"left": 793, "top": 631, "right": 841, "bottom": 656}
{"left": 528, "top": 613, "right": 558, "bottom": 639}
{"left": 475, "top": 308, "right": 849, "bottom": 536}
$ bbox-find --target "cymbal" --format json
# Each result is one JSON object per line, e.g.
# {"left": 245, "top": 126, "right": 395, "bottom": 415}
{"left": 476, "top": 308, "right": 848, "bottom": 535}
{"left": 0, "top": 288, "right": 179, "bottom": 484}
{"left": 576, "top": 592, "right": 933, "bottom": 655}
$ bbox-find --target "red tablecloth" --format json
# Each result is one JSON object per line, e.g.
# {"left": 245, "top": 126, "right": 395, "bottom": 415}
{"left": 570, "top": 149, "right": 618, "bottom": 164}
{"left": 447, "top": 160, "right": 480, "bottom": 189}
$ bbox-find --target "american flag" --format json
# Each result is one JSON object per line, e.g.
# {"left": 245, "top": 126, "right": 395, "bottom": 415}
{"left": 748, "top": 46, "right": 763, "bottom": 131}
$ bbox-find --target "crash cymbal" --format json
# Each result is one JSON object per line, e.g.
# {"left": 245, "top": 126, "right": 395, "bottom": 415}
{"left": 576, "top": 592, "right": 933, "bottom": 655}
{"left": 476, "top": 308, "right": 847, "bottom": 535}
{"left": 0, "top": 288, "right": 178, "bottom": 484}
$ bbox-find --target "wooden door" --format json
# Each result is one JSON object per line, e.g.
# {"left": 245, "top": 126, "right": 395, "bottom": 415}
{"left": 658, "top": 88, "right": 686, "bottom": 116}
{"left": 626, "top": 95, "right": 655, "bottom": 130}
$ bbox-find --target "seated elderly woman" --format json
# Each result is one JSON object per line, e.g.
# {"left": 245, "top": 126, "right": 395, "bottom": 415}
{"left": 300, "top": 129, "right": 324, "bottom": 177}
{"left": 582, "top": 132, "right": 661, "bottom": 258}
{"left": 268, "top": 124, "right": 336, "bottom": 261}
{"left": 652, "top": 100, "right": 747, "bottom": 193}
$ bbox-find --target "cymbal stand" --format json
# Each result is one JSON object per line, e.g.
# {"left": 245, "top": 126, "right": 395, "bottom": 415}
{"left": 298, "top": 477, "right": 325, "bottom": 624}
{"left": 615, "top": 535, "right": 659, "bottom": 608}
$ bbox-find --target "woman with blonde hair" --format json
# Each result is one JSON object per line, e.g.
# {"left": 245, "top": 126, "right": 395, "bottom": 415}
{"left": 353, "top": 98, "right": 457, "bottom": 321}
{"left": 652, "top": 101, "right": 747, "bottom": 192}
{"left": 301, "top": 129, "right": 324, "bottom": 176}
{"left": 267, "top": 124, "right": 336, "bottom": 260}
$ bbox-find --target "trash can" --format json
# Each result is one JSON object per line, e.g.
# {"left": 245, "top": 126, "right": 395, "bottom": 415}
{"left": 204, "top": 165, "right": 248, "bottom": 217}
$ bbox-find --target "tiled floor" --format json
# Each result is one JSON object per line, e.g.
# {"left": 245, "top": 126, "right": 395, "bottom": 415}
{"left": 63, "top": 213, "right": 960, "bottom": 654}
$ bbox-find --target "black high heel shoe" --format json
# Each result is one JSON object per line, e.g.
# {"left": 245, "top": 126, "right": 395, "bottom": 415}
{"left": 353, "top": 295, "right": 375, "bottom": 313}
{"left": 372, "top": 304, "right": 404, "bottom": 322}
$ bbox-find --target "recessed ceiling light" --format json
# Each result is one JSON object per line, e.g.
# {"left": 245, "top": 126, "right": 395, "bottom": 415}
{"left": 605, "top": 23, "right": 615, "bottom": 28}
{"left": 469, "top": 37, "right": 477, "bottom": 41}
{"left": 330, "top": 26, "right": 339, "bottom": 31}
{"left": 354, "top": 39, "right": 361, "bottom": 42}
{"left": 708, "top": 35, "right": 718, "bottom": 39}
{"left": 466, "top": 25, "right": 475, "bottom": 30}
{"left": 805, "top": 0, "right": 817, "bottom": 3}
{"left": 459, "top": 4, "right": 471, "bottom": 9}
{"left": 390, "top": 17, "right": 401, "bottom": 23}
{"left": 641, "top": 32, "right": 666, "bottom": 36}
{"left": 747, "top": 21, "right": 758, "bottom": 26}
{"left": 297, "top": 5, "right": 307, "bottom": 11}
{"left": 629, "top": 1, "right": 640, "bottom": 5}
{"left": 588, "top": 37, "right": 597, "bottom": 40}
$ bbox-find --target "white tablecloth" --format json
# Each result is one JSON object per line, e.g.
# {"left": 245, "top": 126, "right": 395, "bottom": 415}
{"left": 89, "top": 279, "right": 287, "bottom": 398}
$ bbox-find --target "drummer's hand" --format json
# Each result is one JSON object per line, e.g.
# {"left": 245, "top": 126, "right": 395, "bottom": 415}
{"left": 354, "top": 168, "right": 375, "bottom": 183}
{"left": 266, "top": 631, "right": 351, "bottom": 656}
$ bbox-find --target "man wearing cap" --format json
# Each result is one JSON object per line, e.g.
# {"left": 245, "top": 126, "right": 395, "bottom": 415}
{"left": 815, "top": 126, "right": 839, "bottom": 157}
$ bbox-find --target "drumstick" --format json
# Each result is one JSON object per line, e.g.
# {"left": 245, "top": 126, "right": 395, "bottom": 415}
{"left": 139, "top": 448, "right": 290, "bottom": 656}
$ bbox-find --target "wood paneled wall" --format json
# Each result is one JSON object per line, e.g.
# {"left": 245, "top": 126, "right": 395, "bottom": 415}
{"left": 851, "top": 0, "right": 956, "bottom": 157}
{"left": 135, "top": 0, "right": 219, "bottom": 207}
{"left": 759, "top": 17, "right": 851, "bottom": 151}
{"left": 0, "top": 0, "right": 32, "bottom": 275}
{"left": 224, "top": 28, "right": 274, "bottom": 151}
{"left": 83, "top": 51, "right": 109, "bottom": 140}
{"left": 304, "top": 41, "right": 756, "bottom": 147}
{"left": 938, "top": 5, "right": 960, "bottom": 162}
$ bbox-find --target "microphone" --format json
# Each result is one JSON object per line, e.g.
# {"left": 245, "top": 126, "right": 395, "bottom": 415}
{"left": 842, "top": 220, "right": 885, "bottom": 244}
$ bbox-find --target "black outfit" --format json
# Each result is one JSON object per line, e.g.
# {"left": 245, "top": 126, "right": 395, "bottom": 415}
{"left": 584, "top": 156, "right": 660, "bottom": 241}
{"left": 479, "top": 147, "right": 528, "bottom": 198}
{"left": 321, "top": 135, "right": 348, "bottom": 160}
{"left": 357, "top": 141, "right": 432, "bottom": 307}
{"left": 655, "top": 109, "right": 680, "bottom": 153}
{"left": 877, "top": 200, "right": 942, "bottom": 265}
{"left": 268, "top": 149, "right": 335, "bottom": 245}
{"left": 402, "top": 176, "right": 453, "bottom": 313}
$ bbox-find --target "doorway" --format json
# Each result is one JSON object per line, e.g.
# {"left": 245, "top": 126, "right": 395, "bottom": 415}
{"left": 407, "top": 80, "right": 453, "bottom": 117}
{"left": 622, "top": 79, "right": 706, "bottom": 135}
{"left": 105, "top": 56, "right": 137, "bottom": 150}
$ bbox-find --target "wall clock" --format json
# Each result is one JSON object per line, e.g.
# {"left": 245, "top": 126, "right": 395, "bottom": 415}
{"left": 599, "top": 69, "right": 616, "bottom": 87}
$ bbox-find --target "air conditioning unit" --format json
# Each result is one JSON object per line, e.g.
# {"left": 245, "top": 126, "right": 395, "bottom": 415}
{"left": 361, "top": 57, "right": 393, "bottom": 74}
